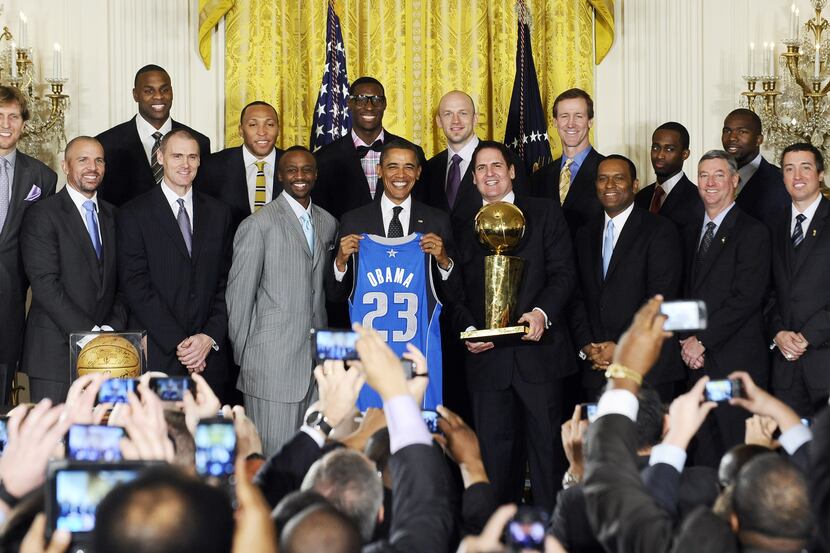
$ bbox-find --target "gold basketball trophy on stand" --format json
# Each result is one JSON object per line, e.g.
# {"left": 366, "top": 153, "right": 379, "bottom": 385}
{"left": 460, "top": 202, "right": 528, "bottom": 343}
{"left": 70, "top": 331, "right": 147, "bottom": 382}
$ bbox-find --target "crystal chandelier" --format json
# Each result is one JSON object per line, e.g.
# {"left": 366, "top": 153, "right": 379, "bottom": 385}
{"left": 741, "top": 0, "right": 830, "bottom": 161}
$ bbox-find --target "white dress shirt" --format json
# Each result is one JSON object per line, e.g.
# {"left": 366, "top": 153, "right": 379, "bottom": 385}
{"left": 445, "top": 136, "right": 479, "bottom": 183}
{"left": 64, "top": 184, "right": 102, "bottom": 243}
{"left": 160, "top": 180, "right": 194, "bottom": 225}
{"left": 135, "top": 115, "right": 172, "bottom": 165}
{"left": 281, "top": 190, "right": 313, "bottom": 222}
{"left": 737, "top": 152, "right": 763, "bottom": 195}
{"left": 242, "top": 145, "right": 278, "bottom": 212}
{"left": 699, "top": 202, "right": 736, "bottom": 244}
{"left": 790, "top": 193, "right": 822, "bottom": 236}
{"left": 603, "top": 201, "right": 635, "bottom": 249}
{"left": 659, "top": 170, "right": 687, "bottom": 197}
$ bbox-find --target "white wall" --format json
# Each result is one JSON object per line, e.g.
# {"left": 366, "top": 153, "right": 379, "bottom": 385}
{"left": 594, "top": 0, "right": 801, "bottom": 183}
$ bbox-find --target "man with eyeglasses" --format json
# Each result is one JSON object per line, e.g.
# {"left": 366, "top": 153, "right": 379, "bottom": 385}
{"left": 680, "top": 150, "right": 770, "bottom": 467}
{"left": 313, "top": 76, "right": 428, "bottom": 221}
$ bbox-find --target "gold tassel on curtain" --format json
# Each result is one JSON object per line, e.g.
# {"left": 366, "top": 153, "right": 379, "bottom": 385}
{"left": 207, "top": 0, "right": 613, "bottom": 159}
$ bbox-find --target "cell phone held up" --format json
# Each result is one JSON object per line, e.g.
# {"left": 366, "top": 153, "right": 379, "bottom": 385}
{"left": 704, "top": 379, "right": 746, "bottom": 403}
{"left": 504, "top": 506, "right": 548, "bottom": 551}
{"left": 311, "top": 328, "right": 359, "bottom": 364}
{"left": 660, "top": 300, "right": 707, "bottom": 332}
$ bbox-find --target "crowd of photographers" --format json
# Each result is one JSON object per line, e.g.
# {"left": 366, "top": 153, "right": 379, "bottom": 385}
{"left": 0, "top": 304, "right": 828, "bottom": 553}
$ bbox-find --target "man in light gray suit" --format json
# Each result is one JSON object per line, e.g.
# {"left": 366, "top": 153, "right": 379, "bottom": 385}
{"left": 227, "top": 146, "right": 339, "bottom": 454}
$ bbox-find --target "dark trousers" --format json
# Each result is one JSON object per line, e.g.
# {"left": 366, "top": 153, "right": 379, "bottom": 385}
{"left": 774, "top": 362, "right": 829, "bottom": 418}
{"left": 0, "top": 362, "right": 15, "bottom": 407}
{"left": 472, "top": 371, "right": 564, "bottom": 512}
{"left": 29, "top": 377, "right": 70, "bottom": 403}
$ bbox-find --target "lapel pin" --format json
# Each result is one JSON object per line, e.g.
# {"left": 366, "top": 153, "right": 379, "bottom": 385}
{"left": 721, "top": 236, "right": 727, "bottom": 244}
{"left": 417, "top": 219, "right": 424, "bottom": 224}
{"left": 813, "top": 229, "right": 817, "bottom": 237}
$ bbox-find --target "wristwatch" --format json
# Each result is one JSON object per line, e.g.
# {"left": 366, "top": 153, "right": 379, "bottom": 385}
{"left": 305, "top": 410, "right": 334, "bottom": 437}
{"left": 604, "top": 363, "right": 643, "bottom": 385}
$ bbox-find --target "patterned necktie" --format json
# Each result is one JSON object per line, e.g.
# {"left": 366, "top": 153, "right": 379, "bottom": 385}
{"left": 151, "top": 132, "right": 163, "bottom": 184}
{"left": 559, "top": 158, "right": 574, "bottom": 204}
{"left": 602, "top": 219, "right": 615, "bottom": 278}
{"left": 387, "top": 206, "right": 404, "bottom": 238}
{"left": 254, "top": 161, "right": 267, "bottom": 211}
{"left": 649, "top": 184, "right": 666, "bottom": 214}
{"left": 0, "top": 158, "right": 9, "bottom": 233}
{"left": 83, "top": 200, "right": 102, "bottom": 259}
{"left": 792, "top": 213, "right": 806, "bottom": 247}
{"left": 446, "top": 154, "right": 462, "bottom": 208}
{"left": 697, "top": 221, "right": 716, "bottom": 264}
{"left": 176, "top": 198, "right": 192, "bottom": 256}
{"left": 301, "top": 212, "right": 314, "bottom": 253}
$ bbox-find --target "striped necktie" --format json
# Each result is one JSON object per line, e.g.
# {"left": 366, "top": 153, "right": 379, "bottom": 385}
{"left": 151, "top": 132, "right": 163, "bottom": 184}
{"left": 559, "top": 158, "right": 574, "bottom": 204}
{"left": 254, "top": 161, "right": 267, "bottom": 211}
{"left": 792, "top": 214, "right": 806, "bottom": 248}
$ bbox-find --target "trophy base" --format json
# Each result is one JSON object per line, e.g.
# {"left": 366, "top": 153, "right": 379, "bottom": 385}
{"left": 459, "top": 325, "right": 529, "bottom": 346}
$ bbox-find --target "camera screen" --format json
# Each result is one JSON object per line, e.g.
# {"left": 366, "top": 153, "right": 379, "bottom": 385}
{"left": 705, "top": 380, "right": 734, "bottom": 402}
{"left": 151, "top": 377, "right": 192, "bottom": 401}
{"left": 97, "top": 379, "right": 137, "bottom": 404}
{"left": 421, "top": 410, "right": 440, "bottom": 433}
{"left": 506, "top": 520, "right": 546, "bottom": 548}
{"left": 195, "top": 423, "right": 236, "bottom": 478}
{"left": 585, "top": 403, "right": 598, "bottom": 422}
{"left": 54, "top": 469, "right": 139, "bottom": 532}
{"left": 315, "top": 329, "right": 359, "bottom": 361}
{"left": 660, "top": 301, "right": 705, "bottom": 331}
{"left": 67, "top": 425, "right": 124, "bottom": 462}
{"left": 0, "top": 417, "right": 8, "bottom": 456}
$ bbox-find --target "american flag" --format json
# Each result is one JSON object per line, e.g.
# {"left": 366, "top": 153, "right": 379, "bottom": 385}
{"left": 310, "top": 0, "right": 352, "bottom": 151}
{"left": 503, "top": 0, "right": 552, "bottom": 175}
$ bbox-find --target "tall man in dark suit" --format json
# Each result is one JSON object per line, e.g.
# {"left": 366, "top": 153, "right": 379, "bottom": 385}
{"left": 97, "top": 65, "right": 211, "bottom": 207}
{"left": 452, "top": 141, "right": 576, "bottom": 511}
{"left": 312, "top": 76, "right": 427, "bottom": 220}
{"left": 571, "top": 155, "right": 684, "bottom": 402}
{"left": 721, "top": 108, "right": 789, "bottom": 228}
{"left": 768, "top": 143, "right": 830, "bottom": 416}
{"left": 635, "top": 122, "right": 703, "bottom": 230}
{"left": 530, "top": 88, "right": 604, "bottom": 235}
{"left": 0, "top": 86, "right": 57, "bottom": 405}
{"left": 117, "top": 129, "right": 232, "bottom": 395}
{"left": 20, "top": 136, "right": 127, "bottom": 401}
{"left": 680, "top": 150, "right": 770, "bottom": 465}
{"left": 197, "top": 101, "right": 284, "bottom": 234}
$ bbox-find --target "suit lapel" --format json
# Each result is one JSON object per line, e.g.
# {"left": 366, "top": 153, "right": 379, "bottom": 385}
{"left": 150, "top": 187, "right": 191, "bottom": 260}
{"left": 58, "top": 188, "right": 102, "bottom": 284}
{"left": 98, "top": 200, "right": 116, "bottom": 297}
{"left": 693, "top": 207, "right": 739, "bottom": 288}
{"left": 589, "top": 217, "right": 604, "bottom": 287}
{"left": 793, "top": 197, "right": 830, "bottom": 276}
{"left": 311, "top": 205, "right": 328, "bottom": 270}
{"left": 191, "top": 192, "right": 209, "bottom": 264}
{"left": 409, "top": 201, "right": 427, "bottom": 236}
{"left": 278, "top": 194, "right": 313, "bottom": 258}
{"left": 659, "top": 176, "right": 686, "bottom": 214}
{"left": 232, "top": 147, "right": 253, "bottom": 216}
{"left": 0, "top": 152, "right": 32, "bottom": 244}
{"left": 128, "top": 116, "right": 155, "bottom": 189}
{"left": 604, "top": 208, "right": 642, "bottom": 281}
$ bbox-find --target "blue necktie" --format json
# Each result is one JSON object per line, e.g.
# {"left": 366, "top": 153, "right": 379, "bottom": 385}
{"left": 83, "top": 200, "right": 102, "bottom": 259}
{"left": 602, "top": 219, "right": 615, "bottom": 278}
{"left": 301, "top": 212, "right": 314, "bottom": 253}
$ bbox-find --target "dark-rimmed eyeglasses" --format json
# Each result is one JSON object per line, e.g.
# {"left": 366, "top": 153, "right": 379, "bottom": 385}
{"left": 350, "top": 94, "right": 386, "bottom": 107}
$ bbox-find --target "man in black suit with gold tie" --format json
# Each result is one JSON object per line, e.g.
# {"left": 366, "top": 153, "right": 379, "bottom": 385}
{"left": 312, "top": 76, "right": 427, "bottom": 220}
{"left": 0, "top": 86, "right": 57, "bottom": 405}
{"left": 768, "top": 143, "right": 830, "bottom": 417}
{"left": 118, "top": 129, "right": 233, "bottom": 396}
{"left": 197, "top": 101, "right": 284, "bottom": 234}
{"left": 97, "top": 65, "right": 210, "bottom": 207}
{"left": 20, "top": 137, "right": 126, "bottom": 401}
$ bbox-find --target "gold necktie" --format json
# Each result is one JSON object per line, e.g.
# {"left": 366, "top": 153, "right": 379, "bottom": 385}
{"left": 254, "top": 161, "right": 267, "bottom": 211}
{"left": 559, "top": 158, "right": 574, "bottom": 204}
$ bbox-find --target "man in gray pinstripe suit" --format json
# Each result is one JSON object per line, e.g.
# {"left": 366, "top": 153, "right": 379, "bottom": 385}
{"left": 227, "top": 146, "right": 339, "bottom": 455}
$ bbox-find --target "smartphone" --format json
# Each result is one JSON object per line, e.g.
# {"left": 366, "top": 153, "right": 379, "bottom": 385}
{"left": 194, "top": 417, "right": 237, "bottom": 482}
{"left": 149, "top": 376, "right": 194, "bottom": 401}
{"left": 801, "top": 417, "right": 812, "bottom": 428}
{"left": 96, "top": 378, "right": 139, "bottom": 404}
{"left": 0, "top": 415, "right": 8, "bottom": 456}
{"left": 704, "top": 379, "right": 746, "bottom": 402}
{"left": 311, "top": 328, "right": 359, "bottom": 363}
{"left": 660, "top": 300, "right": 708, "bottom": 332}
{"left": 66, "top": 424, "right": 125, "bottom": 462}
{"left": 579, "top": 403, "right": 598, "bottom": 422}
{"left": 45, "top": 461, "right": 153, "bottom": 549}
{"left": 504, "top": 506, "right": 548, "bottom": 551}
{"left": 421, "top": 409, "right": 442, "bottom": 434}
{"left": 401, "top": 359, "right": 416, "bottom": 379}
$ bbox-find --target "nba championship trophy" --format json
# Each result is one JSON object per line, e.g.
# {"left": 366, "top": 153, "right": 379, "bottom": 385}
{"left": 460, "top": 202, "right": 528, "bottom": 343}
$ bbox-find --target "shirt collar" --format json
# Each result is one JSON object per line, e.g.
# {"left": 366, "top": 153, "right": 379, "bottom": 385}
{"left": 704, "top": 202, "right": 736, "bottom": 228}
{"left": 658, "top": 171, "right": 685, "bottom": 196}
{"left": 381, "top": 192, "right": 412, "bottom": 214}
{"left": 738, "top": 152, "right": 763, "bottom": 185}
{"left": 160, "top": 179, "right": 193, "bottom": 206}
{"left": 242, "top": 144, "right": 278, "bottom": 168}
{"left": 281, "top": 190, "right": 313, "bottom": 219}
{"left": 563, "top": 145, "right": 593, "bottom": 168}
{"left": 484, "top": 190, "right": 516, "bottom": 205}
{"left": 65, "top": 184, "right": 98, "bottom": 211}
{"left": 0, "top": 149, "right": 17, "bottom": 169}
{"left": 448, "top": 135, "right": 480, "bottom": 162}
{"left": 604, "top": 201, "right": 635, "bottom": 229}
{"left": 792, "top": 193, "right": 822, "bottom": 220}
{"left": 135, "top": 114, "right": 172, "bottom": 139}
{"left": 352, "top": 129, "right": 386, "bottom": 148}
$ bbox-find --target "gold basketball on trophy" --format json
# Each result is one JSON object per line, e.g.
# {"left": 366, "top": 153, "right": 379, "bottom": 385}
{"left": 76, "top": 335, "right": 141, "bottom": 378}
{"left": 475, "top": 201, "right": 525, "bottom": 254}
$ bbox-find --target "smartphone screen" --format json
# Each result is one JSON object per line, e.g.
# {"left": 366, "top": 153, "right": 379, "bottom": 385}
{"left": 51, "top": 467, "right": 139, "bottom": 533}
{"left": 704, "top": 379, "right": 735, "bottom": 402}
{"left": 580, "top": 403, "right": 598, "bottom": 422}
{"left": 660, "top": 300, "right": 707, "bottom": 332}
{"left": 401, "top": 359, "right": 415, "bottom": 379}
{"left": 96, "top": 379, "right": 138, "bottom": 404}
{"left": 313, "top": 329, "right": 359, "bottom": 362}
{"left": 66, "top": 425, "right": 125, "bottom": 462}
{"left": 149, "top": 376, "right": 194, "bottom": 401}
{"left": 0, "top": 415, "right": 8, "bottom": 456}
{"left": 194, "top": 419, "right": 236, "bottom": 480}
{"left": 421, "top": 409, "right": 441, "bottom": 434}
{"left": 504, "top": 507, "right": 548, "bottom": 551}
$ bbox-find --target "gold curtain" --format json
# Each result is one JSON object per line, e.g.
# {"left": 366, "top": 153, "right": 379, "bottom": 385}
{"left": 203, "top": 0, "right": 613, "bottom": 159}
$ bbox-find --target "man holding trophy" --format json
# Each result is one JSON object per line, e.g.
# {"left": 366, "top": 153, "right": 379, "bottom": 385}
{"left": 451, "top": 141, "right": 577, "bottom": 511}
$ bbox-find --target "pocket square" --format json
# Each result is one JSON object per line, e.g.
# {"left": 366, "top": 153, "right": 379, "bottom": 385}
{"left": 24, "top": 185, "right": 41, "bottom": 202}
{"left": 327, "top": 242, "right": 336, "bottom": 251}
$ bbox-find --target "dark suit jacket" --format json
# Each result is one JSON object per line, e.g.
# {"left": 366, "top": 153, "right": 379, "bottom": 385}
{"left": 255, "top": 431, "right": 324, "bottom": 508}
{"left": 810, "top": 407, "right": 830, "bottom": 551}
{"left": 117, "top": 186, "right": 232, "bottom": 381}
{"left": 96, "top": 116, "right": 211, "bottom": 207}
{"left": 0, "top": 152, "right": 57, "bottom": 366}
{"left": 735, "top": 157, "right": 789, "bottom": 229}
{"left": 530, "top": 147, "right": 604, "bottom": 236}
{"left": 635, "top": 173, "right": 703, "bottom": 231}
{"left": 768, "top": 197, "right": 830, "bottom": 394}
{"left": 452, "top": 195, "right": 577, "bottom": 389}
{"left": 683, "top": 206, "right": 770, "bottom": 382}
{"left": 571, "top": 206, "right": 685, "bottom": 387}
{"left": 423, "top": 145, "right": 529, "bottom": 225}
{"left": 195, "top": 145, "right": 285, "bottom": 234}
{"left": 20, "top": 188, "right": 127, "bottom": 383}
{"left": 312, "top": 132, "right": 428, "bottom": 220}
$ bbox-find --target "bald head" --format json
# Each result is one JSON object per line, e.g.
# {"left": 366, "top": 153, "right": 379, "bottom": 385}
{"left": 436, "top": 90, "right": 478, "bottom": 149}
{"left": 280, "top": 505, "right": 361, "bottom": 553}
{"left": 62, "top": 136, "right": 105, "bottom": 197}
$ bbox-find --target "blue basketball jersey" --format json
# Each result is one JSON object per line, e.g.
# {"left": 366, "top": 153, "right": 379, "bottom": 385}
{"left": 349, "top": 233, "right": 443, "bottom": 410}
